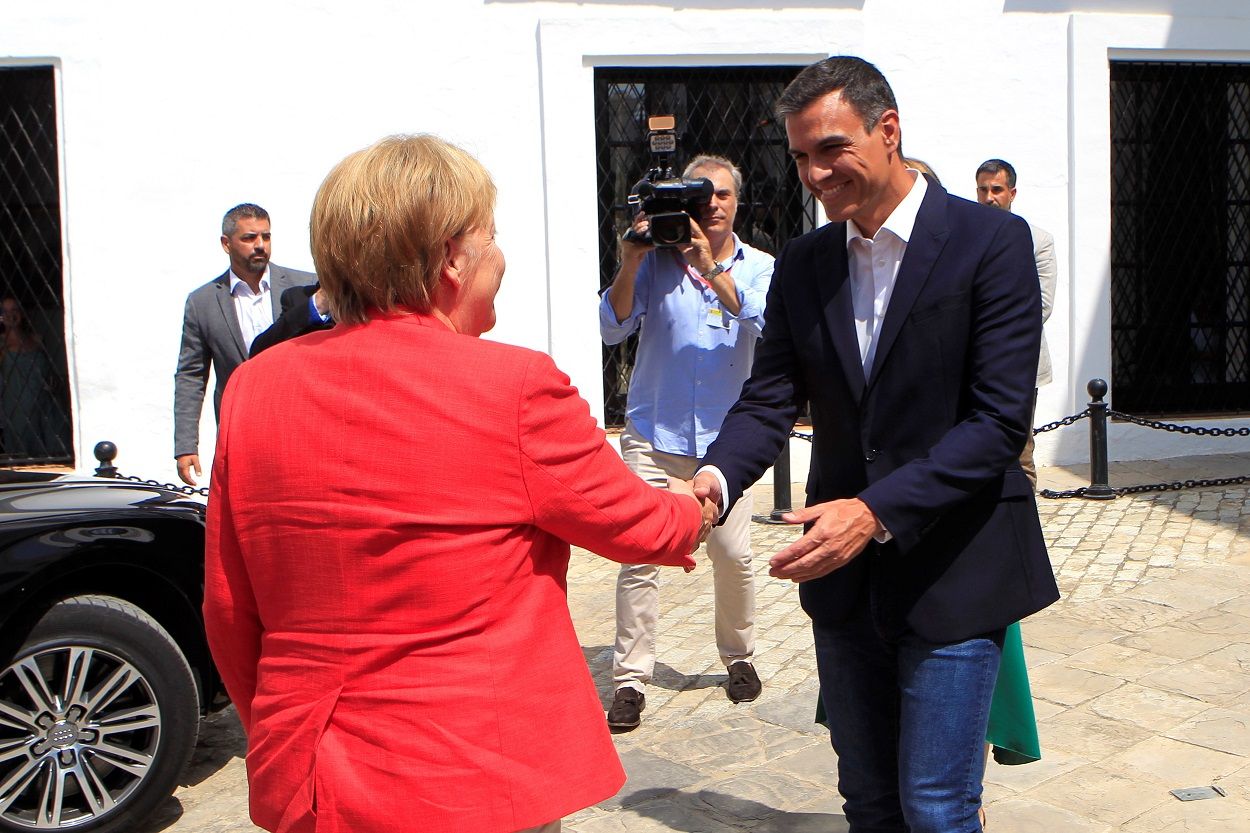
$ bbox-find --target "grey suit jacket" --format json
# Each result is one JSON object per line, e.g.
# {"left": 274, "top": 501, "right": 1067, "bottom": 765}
{"left": 174, "top": 264, "right": 316, "bottom": 457}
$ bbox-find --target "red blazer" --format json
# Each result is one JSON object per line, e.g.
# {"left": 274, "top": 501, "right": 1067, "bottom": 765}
{"left": 204, "top": 312, "right": 700, "bottom": 833}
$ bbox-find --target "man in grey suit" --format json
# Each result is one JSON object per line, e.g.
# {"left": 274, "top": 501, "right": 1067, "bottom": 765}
{"left": 174, "top": 203, "right": 316, "bottom": 484}
{"left": 975, "top": 159, "right": 1057, "bottom": 486}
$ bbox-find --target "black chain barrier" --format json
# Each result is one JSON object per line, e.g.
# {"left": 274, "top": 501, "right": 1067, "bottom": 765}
{"left": 779, "top": 380, "right": 1248, "bottom": 507}
{"left": 1037, "top": 380, "right": 1250, "bottom": 498}
{"left": 1105, "top": 411, "right": 1250, "bottom": 438}
{"left": 1039, "top": 475, "right": 1250, "bottom": 500}
{"left": 111, "top": 473, "right": 210, "bottom": 498}
{"left": 91, "top": 379, "right": 1250, "bottom": 523}
{"left": 1032, "top": 409, "right": 1090, "bottom": 435}
{"left": 791, "top": 409, "right": 1090, "bottom": 447}
{"left": 91, "top": 441, "right": 210, "bottom": 498}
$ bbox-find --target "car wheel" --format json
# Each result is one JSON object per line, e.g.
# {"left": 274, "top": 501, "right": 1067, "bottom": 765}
{"left": 0, "top": 595, "right": 199, "bottom": 832}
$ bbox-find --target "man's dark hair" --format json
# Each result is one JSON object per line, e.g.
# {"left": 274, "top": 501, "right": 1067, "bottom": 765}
{"left": 774, "top": 56, "right": 898, "bottom": 133}
{"left": 976, "top": 159, "right": 1017, "bottom": 188}
{"left": 222, "top": 203, "right": 270, "bottom": 236}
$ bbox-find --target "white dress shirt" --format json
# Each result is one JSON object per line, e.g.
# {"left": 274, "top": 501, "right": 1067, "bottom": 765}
{"left": 846, "top": 169, "right": 927, "bottom": 375}
{"left": 229, "top": 268, "right": 274, "bottom": 352}
{"left": 699, "top": 170, "right": 928, "bottom": 528}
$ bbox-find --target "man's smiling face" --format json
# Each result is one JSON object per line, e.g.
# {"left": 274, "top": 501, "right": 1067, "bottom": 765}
{"left": 785, "top": 89, "right": 900, "bottom": 235}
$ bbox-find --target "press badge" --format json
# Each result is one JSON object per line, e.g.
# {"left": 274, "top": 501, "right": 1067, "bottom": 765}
{"left": 706, "top": 304, "right": 731, "bottom": 329}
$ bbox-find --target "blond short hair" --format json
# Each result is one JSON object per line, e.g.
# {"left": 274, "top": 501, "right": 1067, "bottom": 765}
{"left": 310, "top": 134, "right": 497, "bottom": 325}
{"left": 904, "top": 157, "right": 942, "bottom": 188}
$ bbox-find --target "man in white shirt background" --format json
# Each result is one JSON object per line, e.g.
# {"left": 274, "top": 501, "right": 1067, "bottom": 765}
{"left": 975, "top": 158, "right": 1057, "bottom": 487}
{"left": 173, "top": 203, "right": 315, "bottom": 485}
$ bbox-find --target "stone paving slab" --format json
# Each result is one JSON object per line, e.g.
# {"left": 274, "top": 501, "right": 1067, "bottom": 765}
{"left": 142, "top": 461, "right": 1250, "bottom": 832}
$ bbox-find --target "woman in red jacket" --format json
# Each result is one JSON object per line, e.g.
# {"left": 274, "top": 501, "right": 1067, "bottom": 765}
{"left": 203, "top": 134, "right": 709, "bottom": 833}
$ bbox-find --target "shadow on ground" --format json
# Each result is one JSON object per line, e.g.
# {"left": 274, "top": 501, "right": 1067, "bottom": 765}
{"left": 620, "top": 787, "right": 847, "bottom": 833}
{"left": 582, "top": 644, "right": 730, "bottom": 708}
{"left": 137, "top": 706, "right": 248, "bottom": 832}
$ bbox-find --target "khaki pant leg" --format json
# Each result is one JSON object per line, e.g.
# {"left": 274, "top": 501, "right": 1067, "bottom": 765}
{"left": 612, "top": 422, "right": 696, "bottom": 691}
{"left": 1019, "top": 390, "right": 1039, "bottom": 489}
{"left": 707, "top": 485, "right": 755, "bottom": 666}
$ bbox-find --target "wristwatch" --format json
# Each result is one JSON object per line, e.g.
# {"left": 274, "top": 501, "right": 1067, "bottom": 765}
{"left": 701, "top": 263, "right": 726, "bottom": 280}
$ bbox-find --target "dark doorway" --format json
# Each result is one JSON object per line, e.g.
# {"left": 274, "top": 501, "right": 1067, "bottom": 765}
{"left": 594, "top": 65, "right": 815, "bottom": 426}
{"left": 1110, "top": 61, "right": 1250, "bottom": 416}
{"left": 0, "top": 66, "right": 71, "bottom": 464}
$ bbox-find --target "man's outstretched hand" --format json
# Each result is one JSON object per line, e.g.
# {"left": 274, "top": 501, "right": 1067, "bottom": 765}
{"left": 692, "top": 470, "right": 723, "bottom": 514}
{"left": 768, "top": 498, "right": 881, "bottom": 582}
{"left": 667, "top": 477, "right": 715, "bottom": 559}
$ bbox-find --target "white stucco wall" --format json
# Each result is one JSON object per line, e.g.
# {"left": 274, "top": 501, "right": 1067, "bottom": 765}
{"left": 1, "top": 0, "right": 1248, "bottom": 482}
{"left": 1057, "top": 10, "right": 1250, "bottom": 466}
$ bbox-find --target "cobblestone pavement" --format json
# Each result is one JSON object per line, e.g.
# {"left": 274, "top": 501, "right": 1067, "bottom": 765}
{"left": 144, "top": 457, "right": 1250, "bottom": 832}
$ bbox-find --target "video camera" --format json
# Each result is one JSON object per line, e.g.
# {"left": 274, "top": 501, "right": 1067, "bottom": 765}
{"left": 624, "top": 115, "right": 713, "bottom": 248}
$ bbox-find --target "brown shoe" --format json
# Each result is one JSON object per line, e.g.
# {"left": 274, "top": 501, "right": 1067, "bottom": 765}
{"left": 726, "top": 662, "right": 762, "bottom": 703}
{"left": 607, "top": 688, "right": 645, "bottom": 730}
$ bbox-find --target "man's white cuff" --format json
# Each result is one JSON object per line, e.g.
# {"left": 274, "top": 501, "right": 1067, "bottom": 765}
{"left": 695, "top": 464, "right": 730, "bottom": 521}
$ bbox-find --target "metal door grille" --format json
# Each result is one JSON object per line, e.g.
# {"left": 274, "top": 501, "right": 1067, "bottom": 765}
{"left": 594, "top": 66, "right": 815, "bottom": 426}
{"left": 1110, "top": 61, "right": 1250, "bottom": 416}
{"left": 0, "top": 66, "right": 72, "bottom": 464}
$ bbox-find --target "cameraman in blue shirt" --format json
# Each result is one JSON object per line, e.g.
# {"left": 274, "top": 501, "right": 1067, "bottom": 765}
{"left": 600, "top": 155, "right": 775, "bottom": 730}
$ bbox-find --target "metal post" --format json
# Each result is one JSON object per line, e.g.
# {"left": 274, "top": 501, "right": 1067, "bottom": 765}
{"left": 753, "top": 439, "right": 793, "bottom": 524}
{"left": 93, "top": 441, "right": 118, "bottom": 478}
{"left": 1084, "top": 379, "right": 1116, "bottom": 499}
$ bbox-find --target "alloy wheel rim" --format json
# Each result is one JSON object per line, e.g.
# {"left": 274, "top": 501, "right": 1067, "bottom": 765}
{"left": 0, "top": 646, "right": 161, "bottom": 829}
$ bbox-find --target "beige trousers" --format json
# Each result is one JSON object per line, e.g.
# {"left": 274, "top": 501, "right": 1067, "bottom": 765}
{"left": 1020, "top": 390, "right": 1039, "bottom": 488}
{"left": 613, "top": 422, "right": 755, "bottom": 691}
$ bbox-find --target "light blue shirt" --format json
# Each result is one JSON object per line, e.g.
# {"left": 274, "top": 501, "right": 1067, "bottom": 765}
{"left": 600, "top": 235, "right": 774, "bottom": 458}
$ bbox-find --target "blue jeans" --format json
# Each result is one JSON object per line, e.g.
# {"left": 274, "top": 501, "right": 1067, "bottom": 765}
{"left": 814, "top": 596, "right": 1003, "bottom": 833}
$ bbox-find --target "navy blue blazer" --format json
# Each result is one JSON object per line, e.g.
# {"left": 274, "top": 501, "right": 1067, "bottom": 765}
{"left": 248, "top": 283, "right": 332, "bottom": 358}
{"left": 701, "top": 182, "right": 1059, "bottom": 642}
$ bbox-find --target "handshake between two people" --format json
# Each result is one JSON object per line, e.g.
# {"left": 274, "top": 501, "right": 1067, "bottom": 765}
{"left": 672, "top": 471, "right": 883, "bottom": 583}
{"left": 665, "top": 477, "right": 717, "bottom": 567}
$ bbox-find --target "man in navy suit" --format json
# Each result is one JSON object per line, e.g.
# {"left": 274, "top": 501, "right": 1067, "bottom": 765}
{"left": 694, "top": 57, "right": 1058, "bottom": 832}
{"left": 248, "top": 283, "right": 333, "bottom": 358}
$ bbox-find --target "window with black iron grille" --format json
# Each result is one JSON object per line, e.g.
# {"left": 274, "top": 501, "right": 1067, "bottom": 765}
{"left": 0, "top": 66, "right": 72, "bottom": 464}
{"left": 594, "top": 66, "right": 816, "bottom": 426}
{"left": 1110, "top": 61, "right": 1250, "bottom": 416}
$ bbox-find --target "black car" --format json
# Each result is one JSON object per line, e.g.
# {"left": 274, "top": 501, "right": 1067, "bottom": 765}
{"left": 0, "top": 468, "right": 222, "bottom": 833}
